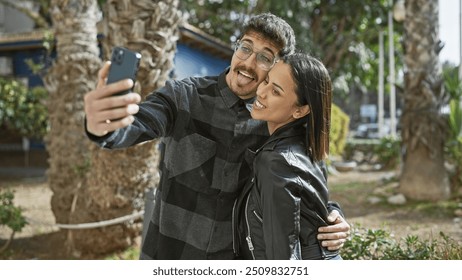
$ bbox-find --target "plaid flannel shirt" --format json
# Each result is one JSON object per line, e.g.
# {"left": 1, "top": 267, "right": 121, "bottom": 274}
{"left": 88, "top": 69, "right": 269, "bottom": 259}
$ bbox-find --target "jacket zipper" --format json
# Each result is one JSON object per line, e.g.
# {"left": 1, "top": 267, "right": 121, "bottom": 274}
{"left": 252, "top": 210, "right": 263, "bottom": 223}
{"left": 245, "top": 194, "right": 256, "bottom": 260}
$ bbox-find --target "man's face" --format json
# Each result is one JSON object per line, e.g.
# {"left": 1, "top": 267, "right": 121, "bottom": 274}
{"left": 226, "top": 31, "right": 281, "bottom": 100}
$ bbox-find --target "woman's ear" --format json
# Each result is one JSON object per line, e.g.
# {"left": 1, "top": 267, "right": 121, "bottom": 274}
{"left": 293, "top": 105, "right": 310, "bottom": 119}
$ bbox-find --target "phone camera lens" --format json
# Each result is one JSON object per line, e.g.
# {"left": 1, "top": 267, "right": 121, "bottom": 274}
{"left": 113, "top": 49, "right": 124, "bottom": 64}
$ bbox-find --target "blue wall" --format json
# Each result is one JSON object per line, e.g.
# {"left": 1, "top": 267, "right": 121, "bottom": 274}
{"left": 2, "top": 43, "right": 230, "bottom": 86}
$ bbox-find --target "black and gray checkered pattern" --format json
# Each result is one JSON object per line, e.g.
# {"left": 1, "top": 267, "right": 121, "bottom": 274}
{"left": 90, "top": 69, "right": 269, "bottom": 259}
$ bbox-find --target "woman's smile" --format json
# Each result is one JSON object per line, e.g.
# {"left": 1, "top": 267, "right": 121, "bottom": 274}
{"left": 253, "top": 99, "right": 266, "bottom": 109}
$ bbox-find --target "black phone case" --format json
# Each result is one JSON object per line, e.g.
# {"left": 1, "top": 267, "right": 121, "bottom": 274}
{"left": 107, "top": 46, "right": 141, "bottom": 96}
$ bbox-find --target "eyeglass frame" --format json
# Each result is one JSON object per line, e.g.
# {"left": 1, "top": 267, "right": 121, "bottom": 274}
{"left": 233, "top": 40, "right": 279, "bottom": 71}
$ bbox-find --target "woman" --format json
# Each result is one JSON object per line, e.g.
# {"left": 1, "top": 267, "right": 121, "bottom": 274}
{"left": 233, "top": 52, "right": 341, "bottom": 260}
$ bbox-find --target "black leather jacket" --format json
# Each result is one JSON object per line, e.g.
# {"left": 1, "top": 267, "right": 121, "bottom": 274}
{"left": 233, "top": 120, "right": 341, "bottom": 260}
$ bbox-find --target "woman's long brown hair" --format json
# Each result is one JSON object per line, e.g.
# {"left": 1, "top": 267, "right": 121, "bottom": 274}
{"left": 284, "top": 53, "right": 332, "bottom": 162}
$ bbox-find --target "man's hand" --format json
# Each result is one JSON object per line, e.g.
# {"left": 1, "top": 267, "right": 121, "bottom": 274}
{"left": 317, "top": 210, "right": 350, "bottom": 251}
{"left": 84, "top": 61, "right": 141, "bottom": 137}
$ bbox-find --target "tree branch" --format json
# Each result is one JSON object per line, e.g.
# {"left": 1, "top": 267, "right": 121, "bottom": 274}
{"left": 0, "top": 230, "right": 15, "bottom": 254}
{"left": 0, "top": 0, "right": 49, "bottom": 28}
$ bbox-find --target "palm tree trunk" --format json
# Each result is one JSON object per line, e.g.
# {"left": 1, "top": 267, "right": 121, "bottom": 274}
{"left": 76, "top": 0, "right": 182, "bottom": 255}
{"left": 399, "top": 0, "right": 450, "bottom": 201}
{"left": 43, "top": 0, "right": 101, "bottom": 256}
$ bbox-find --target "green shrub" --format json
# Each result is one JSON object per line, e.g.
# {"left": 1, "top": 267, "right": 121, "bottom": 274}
{"left": 0, "top": 190, "right": 27, "bottom": 232}
{"left": 343, "top": 137, "right": 400, "bottom": 170}
{"left": 0, "top": 189, "right": 28, "bottom": 253}
{"left": 105, "top": 247, "right": 140, "bottom": 260}
{"left": 0, "top": 78, "right": 49, "bottom": 138}
{"left": 373, "top": 137, "right": 401, "bottom": 170}
{"left": 330, "top": 104, "right": 350, "bottom": 156}
{"left": 342, "top": 224, "right": 462, "bottom": 260}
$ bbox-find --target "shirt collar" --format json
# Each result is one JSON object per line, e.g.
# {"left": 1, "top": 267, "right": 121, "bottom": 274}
{"left": 218, "top": 67, "right": 256, "bottom": 109}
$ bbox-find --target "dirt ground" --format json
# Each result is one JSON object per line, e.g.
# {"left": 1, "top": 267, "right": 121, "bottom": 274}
{"left": 328, "top": 169, "right": 462, "bottom": 244}
{"left": 1, "top": 167, "right": 461, "bottom": 260}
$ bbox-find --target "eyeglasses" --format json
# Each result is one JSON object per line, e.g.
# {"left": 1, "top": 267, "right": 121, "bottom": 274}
{"left": 234, "top": 41, "right": 279, "bottom": 71}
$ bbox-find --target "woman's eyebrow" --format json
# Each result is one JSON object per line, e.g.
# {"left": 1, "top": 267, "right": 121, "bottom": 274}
{"left": 272, "top": 81, "right": 285, "bottom": 93}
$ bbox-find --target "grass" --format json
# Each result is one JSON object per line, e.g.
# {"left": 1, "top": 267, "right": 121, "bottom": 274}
{"left": 105, "top": 247, "right": 140, "bottom": 260}
{"left": 329, "top": 181, "right": 371, "bottom": 192}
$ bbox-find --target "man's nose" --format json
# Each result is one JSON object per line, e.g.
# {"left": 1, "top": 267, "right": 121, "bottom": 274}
{"left": 243, "top": 52, "right": 258, "bottom": 67}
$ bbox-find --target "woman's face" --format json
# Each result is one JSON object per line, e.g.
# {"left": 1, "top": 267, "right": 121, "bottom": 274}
{"left": 251, "top": 60, "right": 308, "bottom": 134}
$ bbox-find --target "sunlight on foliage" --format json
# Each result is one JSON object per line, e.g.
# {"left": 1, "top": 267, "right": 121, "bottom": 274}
{"left": 342, "top": 224, "right": 462, "bottom": 260}
{"left": 0, "top": 78, "right": 49, "bottom": 138}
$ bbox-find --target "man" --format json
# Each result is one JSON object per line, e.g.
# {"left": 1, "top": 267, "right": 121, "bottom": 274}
{"left": 84, "top": 13, "right": 349, "bottom": 260}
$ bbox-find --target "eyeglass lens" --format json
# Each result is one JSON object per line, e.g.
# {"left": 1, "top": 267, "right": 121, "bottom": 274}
{"left": 234, "top": 42, "right": 276, "bottom": 70}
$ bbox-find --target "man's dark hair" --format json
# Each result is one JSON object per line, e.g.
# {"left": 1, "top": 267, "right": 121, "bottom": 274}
{"left": 239, "top": 13, "right": 296, "bottom": 58}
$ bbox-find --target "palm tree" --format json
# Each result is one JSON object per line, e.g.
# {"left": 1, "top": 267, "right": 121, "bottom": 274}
{"left": 78, "top": 0, "right": 183, "bottom": 255}
{"left": 399, "top": 0, "right": 450, "bottom": 200}
{"left": 43, "top": 0, "right": 101, "bottom": 256}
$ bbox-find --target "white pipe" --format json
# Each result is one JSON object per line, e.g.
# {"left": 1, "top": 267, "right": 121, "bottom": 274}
{"left": 389, "top": 0, "right": 397, "bottom": 138}
{"left": 54, "top": 211, "right": 145, "bottom": 230}
{"left": 459, "top": 0, "right": 462, "bottom": 80}
{"left": 378, "top": 31, "right": 385, "bottom": 138}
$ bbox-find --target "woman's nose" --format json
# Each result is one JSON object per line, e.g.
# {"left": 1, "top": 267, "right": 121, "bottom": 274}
{"left": 256, "top": 86, "right": 267, "bottom": 98}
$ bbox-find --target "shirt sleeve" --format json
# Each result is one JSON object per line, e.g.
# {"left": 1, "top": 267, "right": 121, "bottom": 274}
{"left": 85, "top": 79, "right": 184, "bottom": 149}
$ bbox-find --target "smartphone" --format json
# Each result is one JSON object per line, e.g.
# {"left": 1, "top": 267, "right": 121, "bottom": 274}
{"left": 107, "top": 46, "right": 141, "bottom": 96}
